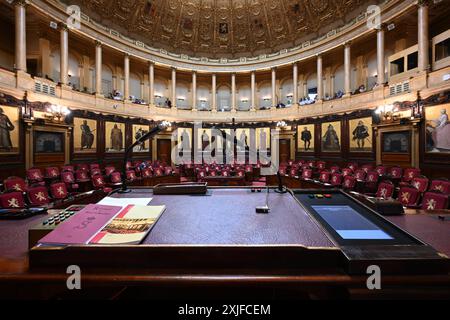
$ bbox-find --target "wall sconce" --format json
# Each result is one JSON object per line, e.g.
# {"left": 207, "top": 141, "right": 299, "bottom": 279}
{"left": 263, "top": 97, "right": 271, "bottom": 101}
{"left": 177, "top": 97, "right": 185, "bottom": 101}
{"left": 154, "top": 94, "right": 162, "bottom": 99}
{"left": 46, "top": 104, "right": 71, "bottom": 122}
{"left": 241, "top": 99, "right": 248, "bottom": 103}
{"left": 276, "top": 120, "right": 287, "bottom": 128}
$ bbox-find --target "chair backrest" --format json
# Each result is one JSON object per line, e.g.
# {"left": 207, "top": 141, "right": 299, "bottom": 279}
{"left": 0, "top": 191, "right": 25, "bottom": 208}
{"left": 330, "top": 166, "right": 340, "bottom": 174}
{"left": 75, "top": 169, "right": 89, "bottom": 181}
{"left": 316, "top": 161, "right": 326, "bottom": 170}
{"left": 90, "top": 168, "right": 102, "bottom": 177}
{"left": 319, "top": 171, "right": 330, "bottom": 183}
{"left": 49, "top": 182, "right": 69, "bottom": 200}
{"left": 375, "top": 166, "right": 387, "bottom": 176}
{"left": 27, "top": 186, "right": 51, "bottom": 206}
{"left": 411, "top": 176, "right": 429, "bottom": 193}
{"left": 104, "top": 166, "right": 116, "bottom": 176}
{"left": 126, "top": 170, "right": 137, "bottom": 181}
{"left": 110, "top": 172, "right": 122, "bottom": 184}
{"left": 343, "top": 175, "right": 356, "bottom": 190}
{"left": 421, "top": 192, "right": 449, "bottom": 210}
{"left": 389, "top": 167, "right": 403, "bottom": 179}
{"left": 347, "top": 163, "right": 358, "bottom": 172}
{"left": 154, "top": 168, "right": 163, "bottom": 176}
{"left": 61, "top": 165, "right": 74, "bottom": 172}
{"left": 403, "top": 168, "right": 421, "bottom": 182}
{"left": 61, "top": 171, "right": 76, "bottom": 184}
{"left": 361, "top": 164, "right": 374, "bottom": 173}
{"left": 77, "top": 164, "right": 89, "bottom": 172}
{"left": 289, "top": 168, "right": 298, "bottom": 177}
{"left": 302, "top": 168, "right": 313, "bottom": 179}
{"left": 355, "top": 169, "right": 367, "bottom": 181}
{"left": 164, "top": 167, "right": 173, "bottom": 175}
{"left": 237, "top": 170, "right": 245, "bottom": 177}
{"left": 342, "top": 168, "right": 353, "bottom": 177}
{"left": 430, "top": 180, "right": 450, "bottom": 195}
{"left": 3, "top": 177, "right": 27, "bottom": 192}
{"left": 330, "top": 173, "right": 343, "bottom": 186}
{"left": 91, "top": 174, "right": 106, "bottom": 188}
{"left": 398, "top": 186, "right": 420, "bottom": 207}
{"left": 222, "top": 170, "right": 230, "bottom": 177}
{"left": 366, "top": 171, "right": 379, "bottom": 183}
{"left": 89, "top": 163, "right": 100, "bottom": 171}
{"left": 45, "top": 167, "right": 60, "bottom": 179}
{"left": 376, "top": 182, "right": 394, "bottom": 199}
{"left": 27, "top": 168, "right": 44, "bottom": 182}
{"left": 141, "top": 168, "right": 152, "bottom": 178}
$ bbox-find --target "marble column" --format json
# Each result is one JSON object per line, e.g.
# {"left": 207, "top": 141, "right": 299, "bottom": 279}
{"left": 212, "top": 73, "right": 217, "bottom": 112}
{"left": 251, "top": 71, "right": 256, "bottom": 111}
{"left": 15, "top": 1, "right": 27, "bottom": 72}
{"left": 293, "top": 63, "right": 298, "bottom": 105}
{"left": 376, "top": 26, "right": 385, "bottom": 85}
{"left": 231, "top": 73, "right": 236, "bottom": 112}
{"left": 192, "top": 71, "right": 197, "bottom": 111}
{"left": 60, "top": 25, "right": 69, "bottom": 86}
{"left": 171, "top": 67, "right": 177, "bottom": 108}
{"left": 95, "top": 41, "right": 102, "bottom": 95}
{"left": 271, "top": 67, "right": 277, "bottom": 108}
{"left": 149, "top": 62, "right": 154, "bottom": 105}
{"left": 124, "top": 53, "right": 130, "bottom": 100}
{"left": 418, "top": 2, "right": 429, "bottom": 72}
{"left": 317, "top": 55, "right": 323, "bottom": 101}
{"left": 344, "top": 42, "right": 351, "bottom": 96}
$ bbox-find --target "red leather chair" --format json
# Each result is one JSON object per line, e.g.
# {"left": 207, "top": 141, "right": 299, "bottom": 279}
{"left": 61, "top": 171, "right": 79, "bottom": 193}
{"left": 364, "top": 171, "right": 380, "bottom": 194}
{"left": 397, "top": 186, "right": 420, "bottom": 207}
{"left": 91, "top": 175, "right": 112, "bottom": 193}
{"left": 330, "top": 166, "right": 340, "bottom": 174}
{"left": 3, "top": 177, "right": 28, "bottom": 192}
{"left": 375, "top": 165, "right": 387, "bottom": 176}
{"left": 421, "top": 192, "right": 449, "bottom": 210}
{"left": 26, "top": 168, "right": 45, "bottom": 186}
{"left": 75, "top": 169, "right": 90, "bottom": 183}
{"left": 316, "top": 161, "right": 326, "bottom": 171}
{"left": 375, "top": 182, "right": 395, "bottom": 199}
{"left": 49, "top": 182, "right": 69, "bottom": 200}
{"left": 411, "top": 176, "right": 429, "bottom": 193}
{"left": 342, "top": 168, "right": 353, "bottom": 177}
{"left": 197, "top": 170, "right": 206, "bottom": 182}
{"left": 330, "top": 173, "right": 343, "bottom": 187}
{"left": 154, "top": 168, "right": 163, "bottom": 177}
{"left": 110, "top": 172, "right": 123, "bottom": 185}
{"left": 302, "top": 168, "right": 313, "bottom": 180}
{"left": 347, "top": 163, "right": 358, "bottom": 172}
{"left": 77, "top": 164, "right": 89, "bottom": 172}
{"left": 27, "top": 186, "right": 51, "bottom": 206}
{"left": 45, "top": 167, "right": 60, "bottom": 180}
{"left": 164, "top": 167, "right": 173, "bottom": 176}
{"left": 319, "top": 171, "right": 331, "bottom": 184}
{"left": 0, "top": 191, "right": 26, "bottom": 208}
{"left": 389, "top": 166, "right": 403, "bottom": 179}
{"left": 429, "top": 179, "right": 450, "bottom": 195}
{"left": 61, "top": 165, "right": 75, "bottom": 173}
{"left": 289, "top": 168, "right": 299, "bottom": 177}
{"left": 402, "top": 168, "right": 421, "bottom": 183}
{"left": 361, "top": 164, "right": 374, "bottom": 173}
{"left": 141, "top": 168, "right": 153, "bottom": 178}
{"left": 126, "top": 170, "right": 137, "bottom": 182}
{"left": 104, "top": 166, "right": 116, "bottom": 176}
{"left": 342, "top": 175, "right": 357, "bottom": 191}
{"left": 354, "top": 169, "right": 367, "bottom": 181}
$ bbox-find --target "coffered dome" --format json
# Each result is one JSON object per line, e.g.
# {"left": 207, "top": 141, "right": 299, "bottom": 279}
{"left": 61, "top": 0, "right": 375, "bottom": 59}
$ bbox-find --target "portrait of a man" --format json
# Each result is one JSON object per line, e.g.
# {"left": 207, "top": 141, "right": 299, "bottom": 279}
{"left": 349, "top": 117, "right": 372, "bottom": 152}
{"left": 105, "top": 122, "right": 125, "bottom": 152}
{"left": 74, "top": 118, "right": 97, "bottom": 153}
{"left": 0, "top": 106, "right": 19, "bottom": 154}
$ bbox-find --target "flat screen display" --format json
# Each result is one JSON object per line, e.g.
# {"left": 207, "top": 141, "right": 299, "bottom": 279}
{"left": 311, "top": 205, "right": 393, "bottom": 240}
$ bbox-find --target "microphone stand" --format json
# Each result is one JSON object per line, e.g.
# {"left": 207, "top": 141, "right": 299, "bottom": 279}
{"left": 118, "top": 121, "right": 171, "bottom": 194}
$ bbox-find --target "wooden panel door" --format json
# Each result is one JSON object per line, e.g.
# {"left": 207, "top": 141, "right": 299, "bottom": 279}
{"left": 279, "top": 139, "right": 291, "bottom": 163}
{"left": 157, "top": 139, "right": 172, "bottom": 165}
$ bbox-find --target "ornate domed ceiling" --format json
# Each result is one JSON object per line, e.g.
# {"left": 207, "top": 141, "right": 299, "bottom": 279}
{"left": 61, "top": 0, "right": 374, "bottom": 59}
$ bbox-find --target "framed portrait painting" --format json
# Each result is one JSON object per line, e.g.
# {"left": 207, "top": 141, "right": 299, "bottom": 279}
{"left": 105, "top": 122, "right": 125, "bottom": 153}
{"left": 321, "top": 121, "right": 341, "bottom": 152}
{"left": 349, "top": 117, "right": 373, "bottom": 152}
{"left": 425, "top": 104, "right": 450, "bottom": 154}
{"left": 297, "top": 124, "right": 315, "bottom": 153}
{"left": 132, "top": 125, "right": 150, "bottom": 153}
{"left": 0, "top": 105, "right": 20, "bottom": 154}
{"left": 73, "top": 118, "right": 97, "bottom": 153}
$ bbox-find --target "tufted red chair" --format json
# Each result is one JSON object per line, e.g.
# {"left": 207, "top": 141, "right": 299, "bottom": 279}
{"left": 307, "top": 160, "right": 315, "bottom": 168}
{"left": 104, "top": 166, "right": 116, "bottom": 176}
{"left": 342, "top": 175, "right": 357, "bottom": 191}
{"left": 45, "top": 167, "right": 60, "bottom": 180}
{"left": 154, "top": 167, "right": 163, "bottom": 177}
{"left": 389, "top": 167, "right": 403, "bottom": 179}
{"left": 319, "top": 171, "right": 331, "bottom": 184}
{"left": 364, "top": 171, "right": 379, "bottom": 193}
{"left": 361, "top": 164, "right": 374, "bottom": 173}
{"left": 347, "top": 163, "right": 358, "bottom": 172}
{"left": 126, "top": 170, "right": 137, "bottom": 181}
{"left": 341, "top": 168, "right": 353, "bottom": 177}
{"left": 330, "top": 173, "right": 343, "bottom": 187}
{"left": 197, "top": 170, "right": 206, "bottom": 182}
{"left": 90, "top": 168, "right": 102, "bottom": 177}
{"left": 3, "top": 177, "right": 28, "bottom": 193}
{"left": 141, "top": 168, "right": 152, "bottom": 178}
{"left": 236, "top": 170, "right": 245, "bottom": 178}
{"left": 330, "top": 166, "right": 340, "bottom": 174}
{"left": 279, "top": 167, "right": 287, "bottom": 175}
{"left": 26, "top": 168, "right": 45, "bottom": 186}
{"left": 421, "top": 192, "right": 449, "bottom": 211}
{"left": 61, "top": 171, "right": 79, "bottom": 192}
{"left": 354, "top": 169, "right": 367, "bottom": 181}
{"left": 89, "top": 163, "right": 101, "bottom": 172}
{"left": 49, "top": 182, "right": 69, "bottom": 200}
{"left": 429, "top": 179, "right": 450, "bottom": 195}
{"left": 397, "top": 186, "right": 420, "bottom": 207}
{"left": 77, "top": 164, "right": 89, "bottom": 172}
{"left": 210, "top": 170, "right": 217, "bottom": 177}
{"left": 222, "top": 170, "right": 231, "bottom": 177}
{"left": 61, "top": 165, "right": 75, "bottom": 173}
{"left": 375, "top": 182, "right": 395, "bottom": 199}
{"left": 411, "top": 176, "right": 429, "bottom": 194}
{"left": 302, "top": 168, "right": 313, "bottom": 180}
{"left": 402, "top": 168, "right": 421, "bottom": 183}
{"left": 0, "top": 191, "right": 25, "bottom": 208}
{"left": 289, "top": 168, "right": 299, "bottom": 177}
{"left": 91, "top": 175, "right": 112, "bottom": 193}
{"left": 75, "top": 169, "right": 90, "bottom": 182}
{"left": 375, "top": 165, "right": 387, "bottom": 176}
{"left": 316, "top": 161, "right": 326, "bottom": 171}
{"left": 27, "top": 186, "right": 51, "bottom": 206}
{"left": 110, "top": 172, "right": 123, "bottom": 184}
{"left": 164, "top": 167, "right": 173, "bottom": 176}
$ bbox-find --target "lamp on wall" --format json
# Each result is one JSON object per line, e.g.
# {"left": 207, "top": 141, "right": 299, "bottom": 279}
{"left": 46, "top": 104, "right": 71, "bottom": 123}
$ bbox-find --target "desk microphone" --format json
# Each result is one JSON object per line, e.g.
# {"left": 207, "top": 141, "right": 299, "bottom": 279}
{"left": 118, "top": 121, "right": 171, "bottom": 194}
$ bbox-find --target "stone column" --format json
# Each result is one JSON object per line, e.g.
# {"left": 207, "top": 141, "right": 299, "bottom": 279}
{"left": 250, "top": 71, "right": 256, "bottom": 111}
{"left": 418, "top": 2, "right": 429, "bottom": 72}
{"left": 344, "top": 42, "right": 352, "bottom": 96}
{"left": 376, "top": 26, "right": 385, "bottom": 85}
{"left": 124, "top": 53, "right": 130, "bottom": 100}
{"left": 60, "top": 25, "right": 69, "bottom": 86}
{"left": 293, "top": 63, "right": 298, "bottom": 105}
{"left": 212, "top": 73, "right": 217, "bottom": 112}
{"left": 271, "top": 67, "right": 277, "bottom": 108}
{"left": 231, "top": 73, "right": 236, "bottom": 112}
{"left": 317, "top": 55, "right": 323, "bottom": 101}
{"left": 15, "top": 1, "right": 27, "bottom": 72}
{"left": 149, "top": 62, "right": 154, "bottom": 105}
{"left": 192, "top": 71, "right": 197, "bottom": 111}
{"left": 95, "top": 41, "right": 102, "bottom": 96}
{"left": 171, "top": 67, "right": 177, "bottom": 108}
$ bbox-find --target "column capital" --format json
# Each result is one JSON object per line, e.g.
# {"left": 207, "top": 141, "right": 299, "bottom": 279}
{"left": 95, "top": 40, "right": 102, "bottom": 47}
{"left": 376, "top": 23, "right": 387, "bottom": 31}
{"left": 13, "top": 0, "right": 27, "bottom": 7}
{"left": 60, "top": 23, "right": 69, "bottom": 31}
{"left": 417, "top": 0, "right": 430, "bottom": 7}
{"left": 124, "top": 52, "right": 130, "bottom": 58}
{"left": 343, "top": 41, "right": 352, "bottom": 48}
